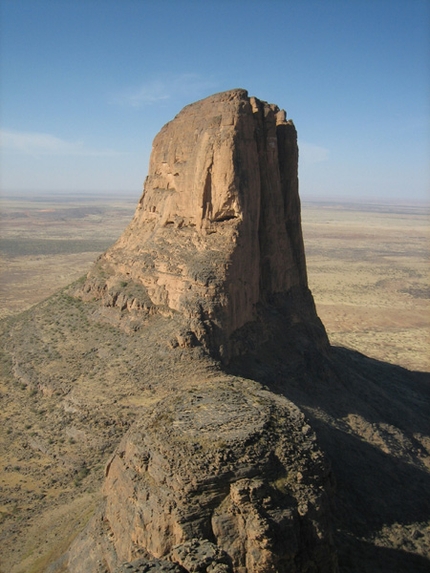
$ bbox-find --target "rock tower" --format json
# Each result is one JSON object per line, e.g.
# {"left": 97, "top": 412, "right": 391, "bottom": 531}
{"left": 79, "top": 89, "right": 327, "bottom": 360}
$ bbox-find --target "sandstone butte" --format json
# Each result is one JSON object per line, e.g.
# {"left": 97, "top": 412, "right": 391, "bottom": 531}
{"left": 3, "top": 90, "right": 429, "bottom": 573}
{"left": 70, "top": 88, "right": 336, "bottom": 572}
{"left": 78, "top": 88, "right": 326, "bottom": 363}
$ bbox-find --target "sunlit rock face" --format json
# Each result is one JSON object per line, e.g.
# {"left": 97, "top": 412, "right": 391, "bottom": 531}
{"left": 78, "top": 89, "right": 325, "bottom": 360}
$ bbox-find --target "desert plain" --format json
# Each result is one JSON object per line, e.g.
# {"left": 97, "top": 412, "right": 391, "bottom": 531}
{"left": 1, "top": 193, "right": 429, "bottom": 372}
{"left": 0, "top": 192, "right": 429, "bottom": 572}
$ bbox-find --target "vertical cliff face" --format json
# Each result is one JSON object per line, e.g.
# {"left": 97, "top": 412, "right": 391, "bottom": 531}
{"left": 78, "top": 89, "right": 325, "bottom": 360}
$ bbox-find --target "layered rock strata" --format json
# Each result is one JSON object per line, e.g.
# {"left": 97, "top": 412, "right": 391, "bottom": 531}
{"left": 78, "top": 89, "right": 326, "bottom": 360}
{"left": 67, "top": 380, "right": 337, "bottom": 573}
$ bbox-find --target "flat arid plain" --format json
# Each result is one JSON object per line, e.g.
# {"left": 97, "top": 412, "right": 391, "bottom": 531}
{"left": 1, "top": 193, "right": 429, "bottom": 372}
{"left": 0, "top": 192, "right": 429, "bottom": 572}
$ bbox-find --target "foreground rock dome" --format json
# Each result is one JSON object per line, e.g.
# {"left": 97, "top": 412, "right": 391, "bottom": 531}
{"left": 67, "top": 380, "right": 337, "bottom": 573}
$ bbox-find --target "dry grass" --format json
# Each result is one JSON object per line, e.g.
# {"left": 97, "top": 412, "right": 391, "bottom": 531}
{"left": 302, "top": 200, "right": 429, "bottom": 371}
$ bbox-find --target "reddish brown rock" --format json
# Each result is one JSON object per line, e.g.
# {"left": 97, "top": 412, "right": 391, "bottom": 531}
{"left": 78, "top": 89, "right": 325, "bottom": 360}
{"left": 67, "top": 380, "right": 337, "bottom": 573}
{"left": 63, "top": 90, "right": 337, "bottom": 573}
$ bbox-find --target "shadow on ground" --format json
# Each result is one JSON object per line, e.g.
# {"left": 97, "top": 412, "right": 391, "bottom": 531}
{"left": 227, "top": 331, "right": 430, "bottom": 572}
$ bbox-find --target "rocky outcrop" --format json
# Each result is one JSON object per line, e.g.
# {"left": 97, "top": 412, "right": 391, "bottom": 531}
{"left": 78, "top": 89, "right": 326, "bottom": 361}
{"left": 67, "top": 379, "right": 337, "bottom": 573}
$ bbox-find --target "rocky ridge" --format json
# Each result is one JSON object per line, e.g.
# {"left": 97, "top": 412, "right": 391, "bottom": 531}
{"left": 63, "top": 90, "right": 337, "bottom": 572}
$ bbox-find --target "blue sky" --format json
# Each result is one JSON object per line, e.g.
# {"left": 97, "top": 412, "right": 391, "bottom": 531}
{"left": 1, "top": 0, "right": 429, "bottom": 201}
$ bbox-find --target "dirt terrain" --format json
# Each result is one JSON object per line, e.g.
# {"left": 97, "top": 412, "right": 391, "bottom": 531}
{"left": 0, "top": 193, "right": 429, "bottom": 573}
{"left": 302, "top": 200, "right": 429, "bottom": 372}
{"left": 0, "top": 193, "right": 137, "bottom": 319}
{"left": 1, "top": 194, "right": 428, "bottom": 370}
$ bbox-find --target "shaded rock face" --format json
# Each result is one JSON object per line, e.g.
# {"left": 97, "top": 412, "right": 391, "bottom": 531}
{"left": 78, "top": 89, "right": 322, "bottom": 360}
{"left": 67, "top": 380, "right": 337, "bottom": 573}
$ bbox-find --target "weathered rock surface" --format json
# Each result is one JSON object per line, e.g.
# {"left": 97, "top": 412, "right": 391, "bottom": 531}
{"left": 67, "top": 379, "right": 336, "bottom": 573}
{"left": 78, "top": 89, "right": 325, "bottom": 361}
